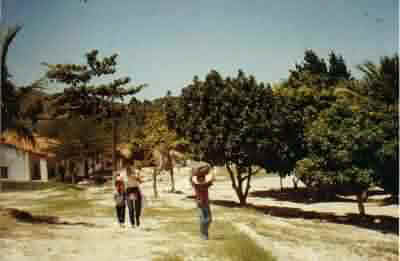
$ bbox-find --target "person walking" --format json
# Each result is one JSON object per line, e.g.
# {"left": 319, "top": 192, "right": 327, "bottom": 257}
{"left": 126, "top": 167, "right": 143, "bottom": 228}
{"left": 190, "top": 163, "right": 215, "bottom": 240}
{"left": 114, "top": 174, "right": 126, "bottom": 227}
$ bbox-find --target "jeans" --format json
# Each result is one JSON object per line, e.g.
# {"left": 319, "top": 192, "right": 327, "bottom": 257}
{"left": 198, "top": 205, "right": 212, "bottom": 240}
{"left": 115, "top": 204, "right": 125, "bottom": 224}
{"left": 126, "top": 187, "right": 142, "bottom": 227}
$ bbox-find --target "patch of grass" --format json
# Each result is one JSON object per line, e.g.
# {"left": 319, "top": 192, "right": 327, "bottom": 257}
{"left": 222, "top": 234, "right": 276, "bottom": 261}
{"left": 144, "top": 206, "right": 196, "bottom": 219}
{"left": 26, "top": 185, "right": 113, "bottom": 217}
{"left": 247, "top": 221, "right": 303, "bottom": 244}
{"left": 209, "top": 221, "right": 276, "bottom": 261}
{"left": 369, "top": 241, "right": 398, "bottom": 256}
{"left": 162, "top": 219, "right": 199, "bottom": 236}
{"left": 253, "top": 219, "right": 398, "bottom": 260}
{"left": 153, "top": 253, "right": 185, "bottom": 261}
{"left": 31, "top": 197, "right": 114, "bottom": 218}
{"left": 1, "top": 181, "right": 54, "bottom": 191}
{"left": 0, "top": 181, "right": 85, "bottom": 192}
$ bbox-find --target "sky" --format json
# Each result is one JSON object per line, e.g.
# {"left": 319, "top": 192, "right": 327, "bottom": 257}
{"left": 2, "top": 0, "right": 399, "bottom": 101}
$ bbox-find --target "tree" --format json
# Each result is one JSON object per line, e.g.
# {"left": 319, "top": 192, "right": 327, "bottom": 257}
{"left": 357, "top": 54, "right": 398, "bottom": 105}
{"left": 135, "top": 96, "right": 187, "bottom": 196}
{"left": 288, "top": 50, "right": 353, "bottom": 90}
{"left": 292, "top": 54, "right": 398, "bottom": 214}
{"left": 1, "top": 25, "right": 22, "bottom": 126}
{"left": 356, "top": 54, "right": 399, "bottom": 198}
{"left": 41, "top": 117, "right": 112, "bottom": 183}
{"left": 288, "top": 49, "right": 329, "bottom": 89}
{"left": 328, "top": 51, "right": 351, "bottom": 84}
{"left": 43, "top": 50, "right": 146, "bottom": 175}
{"left": 170, "top": 70, "right": 305, "bottom": 205}
{"left": 0, "top": 25, "right": 38, "bottom": 140}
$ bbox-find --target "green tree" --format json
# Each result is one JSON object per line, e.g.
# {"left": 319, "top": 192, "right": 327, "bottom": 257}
{"left": 170, "top": 70, "right": 305, "bottom": 205}
{"left": 293, "top": 54, "right": 398, "bottom": 213}
{"left": 356, "top": 54, "right": 399, "bottom": 198}
{"left": 328, "top": 51, "right": 351, "bottom": 84}
{"left": 43, "top": 50, "right": 145, "bottom": 172}
{"left": 357, "top": 54, "right": 398, "bottom": 105}
{"left": 41, "top": 117, "right": 111, "bottom": 183}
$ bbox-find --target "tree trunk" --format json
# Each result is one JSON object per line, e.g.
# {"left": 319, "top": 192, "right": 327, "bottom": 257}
{"left": 112, "top": 119, "right": 117, "bottom": 172}
{"left": 169, "top": 167, "right": 175, "bottom": 192}
{"left": 356, "top": 189, "right": 368, "bottom": 216}
{"left": 59, "top": 161, "right": 65, "bottom": 182}
{"left": 292, "top": 177, "right": 298, "bottom": 190}
{"left": 91, "top": 154, "right": 95, "bottom": 175}
{"left": 84, "top": 159, "right": 89, "bottom": 179}
{"left": 226, "top": 164, "right": 250, "bottom": 206}
{"left": 70, "top": 161, "right": 76, "bottom": 184}
{"left": 237, "top": 189, "right": 247, "bottom": 206}
{"left": 153, "top": 168, "right": 158, "bottom": 198}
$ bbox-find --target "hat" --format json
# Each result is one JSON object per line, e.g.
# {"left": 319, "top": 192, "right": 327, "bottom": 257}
{"left": 191, "top": 162, "right": 214, "bottom": 184}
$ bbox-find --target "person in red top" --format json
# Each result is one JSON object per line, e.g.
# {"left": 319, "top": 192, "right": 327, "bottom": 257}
{"left": 114, "top": 174, "right": 126, "bottom": 227}
{"left": 190, "top": 163, "right": 215, "bottom": 240}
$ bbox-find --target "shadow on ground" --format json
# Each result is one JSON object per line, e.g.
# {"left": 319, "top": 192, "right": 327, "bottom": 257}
{"left": 210, "top": 199, "right": 399, "bottom": 235}
{"left": 5, "top": 208, "right": 97, "bottom": 227}
{"left": 249, "top": 188, "right": 393, "bottom": 204}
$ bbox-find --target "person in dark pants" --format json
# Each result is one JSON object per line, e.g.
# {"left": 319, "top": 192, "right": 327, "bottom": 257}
{"left": 126, "top": 170, "right": 143, "bottom": 228}
{"left": 114, "top": 175, "right": 126, "bottom": 227}
{"left": 126, "top": 186, "right": 142, "bottom": 227}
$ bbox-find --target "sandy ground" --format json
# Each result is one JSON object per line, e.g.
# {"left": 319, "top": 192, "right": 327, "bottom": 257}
{"left": 0, "top": 168, "right": 398, "bottom": 261}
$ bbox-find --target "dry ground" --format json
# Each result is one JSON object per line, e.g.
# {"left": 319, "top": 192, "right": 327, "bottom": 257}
{"left": 0, "top": 168, "right": 398, "bottom": 261}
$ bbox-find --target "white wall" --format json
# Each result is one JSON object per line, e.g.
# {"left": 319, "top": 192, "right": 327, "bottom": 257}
{"left": 0, "top": 145, "right": 30, "bottom": 181}
{"left": 40, "top": 158, "right": 48, "bottom": 182}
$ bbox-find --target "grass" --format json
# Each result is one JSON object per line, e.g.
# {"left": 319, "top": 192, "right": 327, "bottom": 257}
{"left": 221, "top": 234, "right": 276, "bottom": 261}
{"left": 0, "top": 180, "right": 56, "bottom": 192}
{"left": 0, "top": 180, "right": 86, "bottom": 192}
{"left": 209, "top": 221, "right": 276, "bottom": 261}
{"left": 249, "top": 218, "right": 399, "bottom": 260}
{"left": 19, "top": 184, "right": 114, "bottom": 218}
{"left": 144, "top": 206, "right": 196, "bottom": 219}
{"left": 146, "top": 205, "right": 199, "bottom": 238}
{"left": 153, "top": 253, "right": 185, "bottom": 261}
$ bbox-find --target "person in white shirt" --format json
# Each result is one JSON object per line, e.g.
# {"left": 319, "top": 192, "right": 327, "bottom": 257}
{"left": 125, "top": 167, "right": 143, "bottom": 228}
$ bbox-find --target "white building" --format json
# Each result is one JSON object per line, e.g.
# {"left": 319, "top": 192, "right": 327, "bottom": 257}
{"left": 0, "top": 133, "right": 57, "bottom": 182}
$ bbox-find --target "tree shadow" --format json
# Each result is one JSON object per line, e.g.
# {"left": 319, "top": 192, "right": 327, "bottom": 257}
{"left": 210, "top": 200, "right": 398, "bottom": 235}
{"left": 210, "top": 199, "right": 242, "bottom": 208}
{"left": 249, "top": 188, "right": 357, "bottom": 203}
{"left": 6, "top": 208, "right": 98, "bottom": 228}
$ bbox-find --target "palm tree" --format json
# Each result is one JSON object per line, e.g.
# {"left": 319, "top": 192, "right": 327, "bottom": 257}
{"left": 356, "top": 54, "right": 398, "bottom": 105}
{"left": 1, "top": 25, "right": 22, "bottom": 132}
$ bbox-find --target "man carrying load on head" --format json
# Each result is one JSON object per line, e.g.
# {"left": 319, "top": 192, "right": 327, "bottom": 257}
{"left": 189, "top": 162, "right": 215, "bottom": 240}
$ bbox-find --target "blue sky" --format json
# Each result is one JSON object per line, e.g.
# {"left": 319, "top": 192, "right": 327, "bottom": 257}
{"left": 3, "top": 0, "right": 399, "bottom": 101}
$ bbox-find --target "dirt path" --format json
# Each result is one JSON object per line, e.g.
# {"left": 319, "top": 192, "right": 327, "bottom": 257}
{"left": 0, "top": 171, "right": 398, "bottom": 261}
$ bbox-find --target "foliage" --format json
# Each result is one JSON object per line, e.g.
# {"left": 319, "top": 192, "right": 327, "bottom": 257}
{"left": 287, "top": 49, "right": 351, "bottom": 89}
{"left": 169, "top": 70, "right": 305, "bottom": 205}
{"left": 0, "top": 25, "right": 42, "bottom": 141}
{"left": 43, "top": 50, "right": 145, "bottom": 120}
{"left": 43, "top": 50, "right": 145, "bottom": 172}
{"left": 288, "top": 52, "right": 398, "bottom": 213}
